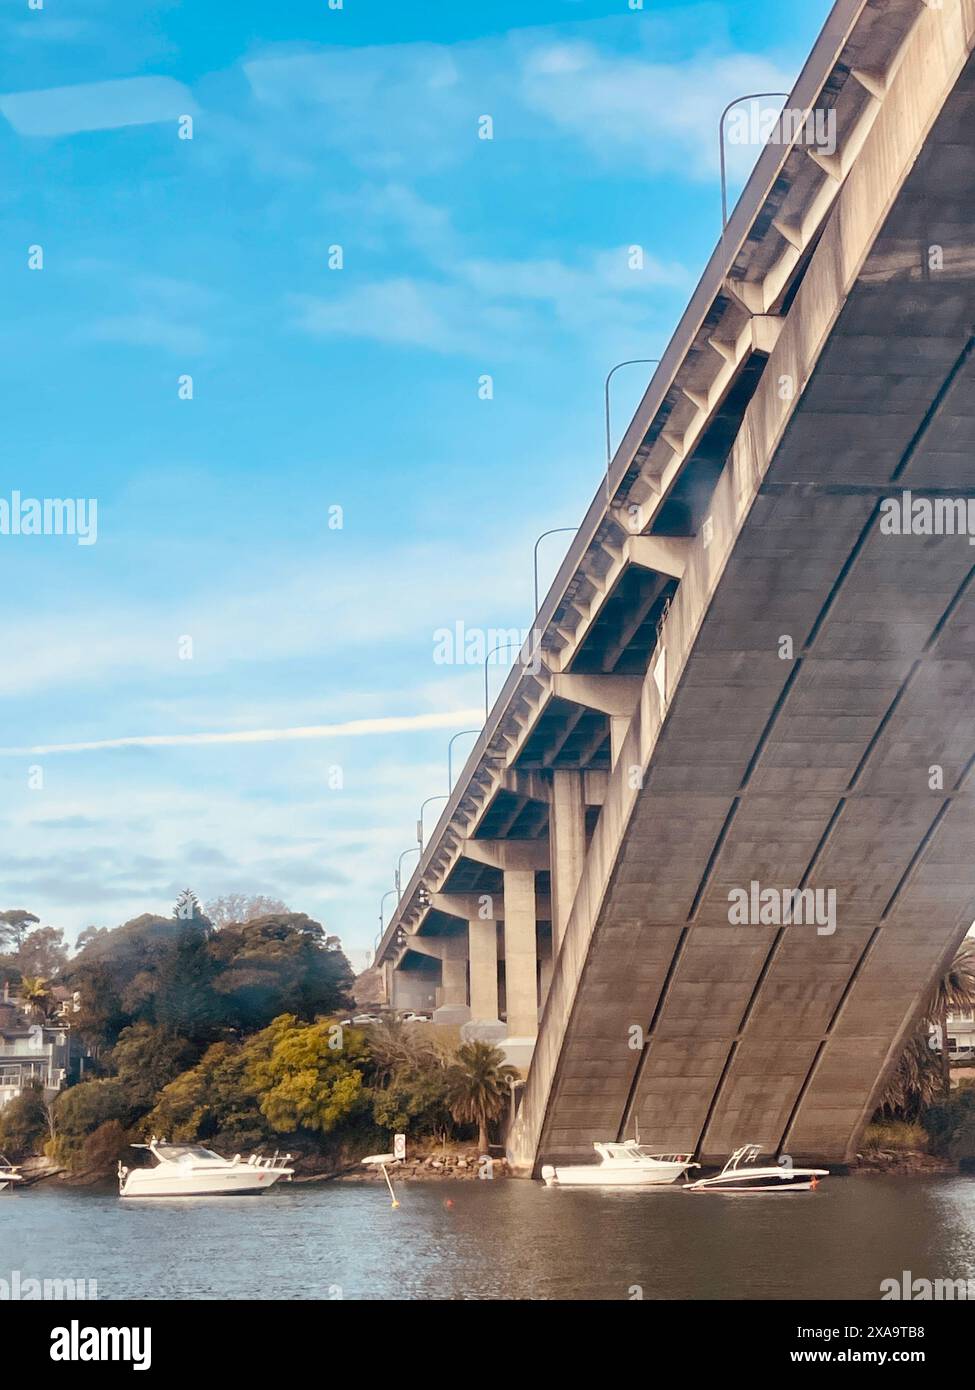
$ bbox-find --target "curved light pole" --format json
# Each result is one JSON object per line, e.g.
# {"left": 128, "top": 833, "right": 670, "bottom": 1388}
{"left": 417, "top": 794, "right": 448, "bottom": 848}
{"left": 719, "top": 92, "right": 789, "bottom": 228}
{"left": 533, "top": 527, "right": 577, "bottom": 617}
{"left": 396, "top": 846, "right": 420, "bottom": 899}
{"left": 605, "top": 359, "right": 660, "bottom": 503}
{"left": 374, "top": 887, "right": 397, "bottom": 960}
{"left": 448, "top": 728, "right": 480, "bottom": 791}
{"left": 484, "top": 639, "right": 520, "bottom": 721}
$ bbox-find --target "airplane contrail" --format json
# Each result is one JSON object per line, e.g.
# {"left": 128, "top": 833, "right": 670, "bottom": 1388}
{"left": 0, "top": 708, "right": 484, "bottom": 757}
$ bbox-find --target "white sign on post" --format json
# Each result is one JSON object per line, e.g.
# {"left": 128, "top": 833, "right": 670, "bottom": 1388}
{"left": 393, "top": 1134, "right": 406, "bottom": 1161}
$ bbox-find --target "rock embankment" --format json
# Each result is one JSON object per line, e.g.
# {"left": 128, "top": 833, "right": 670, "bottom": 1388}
{"left": 333, "top": 1149, "right": 511, "bottom": 1181}
{"left": 854, "top": 1149, "right": 957, "bottom": 1175}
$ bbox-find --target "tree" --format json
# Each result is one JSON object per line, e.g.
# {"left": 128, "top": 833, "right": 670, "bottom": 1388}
{"left": 63, "top": 907, "right": 354, "bottom": 1050}
{"left": 248, "top": 1015, "right": 369, "bottom": 1137}
{"left": 51, "top": 1079, "right": 137, "bottom": 1168}
{"left": 445, "top": 1042, "right": 518, "bottom": 1153}
{"left": 109, "top": 1023, "right": 198, "bottom": 1112}
{"left": 204, "top": 894, "right": 289, "bottom": 927}
{"left": 881, "top": 939, "right": 975, "bottom": 1118}
{"left": 146, "top": 1040, "right": 265, "bottom": 1147}
{"left": 365, "top": 1019, "right": 452, "bottom": 1136}
{"left": 929, "top": 940, "right": 975, "bottom": 1099}
{"left": 0, "top": 910, "right": 39, "bottom": 952}
{"left": 18, "top": 976, "right": 52, "bottom": 1019}
{"left": 0, "top": 1082, "right": 48, "bottom": 1159}
{"left": 209, "top": 913, "right": 354, "bottom": 1029}
{"left": 15, "top": 927, "right": 69, "bottom": 980}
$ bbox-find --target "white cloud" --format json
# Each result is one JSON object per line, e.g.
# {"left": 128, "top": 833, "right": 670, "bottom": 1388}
{"left": 0, "top": 708, "right": 483, "bottom": 757}
{"left": 519, "top": 47, "right": 795, "bottom": 178}
{"left": 290, "top": 278, "right": 496, "bottom": 354}
{"left": 0, "top": 76, "right": 195, "bottom": 137}
{"left": 241, "top": 27, "right": 796, "bottom": 182}
{"left": 292, "top": 244, "right": 690, "bottom": 356}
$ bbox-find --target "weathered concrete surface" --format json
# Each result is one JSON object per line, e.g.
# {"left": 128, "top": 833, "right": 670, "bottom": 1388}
{"left": 510, "top": 5, "right": 975, "bottom": 1170}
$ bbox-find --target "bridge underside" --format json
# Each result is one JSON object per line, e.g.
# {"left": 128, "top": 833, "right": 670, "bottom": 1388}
{"left": 528, "top": 45, "right": 975, "bottom": 1168}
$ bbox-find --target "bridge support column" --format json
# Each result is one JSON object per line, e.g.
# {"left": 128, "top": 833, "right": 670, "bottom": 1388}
{"left": 433, "top": 936, "right": 470, "bottom": 1025}
{"left": 502, "top": 870, "right": 538, "bottom": 1064}
{"left": 549, "top": 769, "right": 586, "bottom": 953}
{"left": 469, "top": 919, "right": 498, "bottom": 1018}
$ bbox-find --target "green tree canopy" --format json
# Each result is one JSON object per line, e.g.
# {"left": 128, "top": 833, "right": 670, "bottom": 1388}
{"left": 248, "top": 1015, "right": 369, "bottom": 1136}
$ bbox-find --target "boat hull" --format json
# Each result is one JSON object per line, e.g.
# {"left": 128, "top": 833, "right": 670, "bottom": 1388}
{"left": 120, "top": 1169, "right": 290, "bottom": 1198}
{"left": 685, "top": 1169, "right": 827, "bottom": 1194}
{"left": 542, "top": 1162, "right": 689, "bottom": 1188}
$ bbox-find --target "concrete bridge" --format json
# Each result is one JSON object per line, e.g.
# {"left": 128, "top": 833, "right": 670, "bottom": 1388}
{"left": 375, "top": 0, "right": 975, "bottom": 1170}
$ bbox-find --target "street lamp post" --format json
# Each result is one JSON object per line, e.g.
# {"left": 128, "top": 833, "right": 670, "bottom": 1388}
{"left": 448, "top": 728, "right": 480, "bottom": 792}
{"left": 483, "top": 639, "right": 520, "bottom": 722}
{"left": 396, "top": 846, "right": 420, "bottom": 899}
{"left": 719, "top": 92, "right": 789, "bottom": 228}
{"left": 417, "top": 794, "right": 448, "bottom": 849}
{"left": 604, "top": 359, "right": 660, "bottom": 503}
{"left": 533, "top": 527, "right": 577, "bottom": 618}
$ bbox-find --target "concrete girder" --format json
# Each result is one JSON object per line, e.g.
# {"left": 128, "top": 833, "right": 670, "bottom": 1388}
{"left": 430, "top": 891, "right": 553, "bottom": 921}
{"left": 550, "top": 674, "right": 643, "bottom": 717}
{"left": 460, "top": 839, "right": 550, "bottom": 872}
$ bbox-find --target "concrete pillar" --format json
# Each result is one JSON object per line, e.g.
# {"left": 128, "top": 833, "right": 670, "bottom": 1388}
{"left": 549, "top": 769, "right": 586, "bottom": 952}
{"left": 469, "top": 919, "right": 499, "bottom": 1022}
{"left": 440, "top": 938, "right": 468, "bottom": 1009}
{"left": 427, "top": 936, "right": 470, "bottom": 1025}
{"left": 503, "top": 869, "right": 538, "bottom": 1040}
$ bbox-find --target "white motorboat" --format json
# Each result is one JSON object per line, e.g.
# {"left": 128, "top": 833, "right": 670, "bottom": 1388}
{"left": 541, "top": 1141, "right": 698, "bottom": 1188}
{"left": 118, "top": 1139, "right": 294, "bottom": 1198}
{"left": 684, "top": 1143, "right": 828, "bottom": 1193}
{"left": 0, "top": 1154, "right": 23, "bottom": 1191}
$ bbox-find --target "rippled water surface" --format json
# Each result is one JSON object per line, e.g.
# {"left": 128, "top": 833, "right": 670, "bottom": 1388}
{"left": 3, "top": 1175, "right": 975, "bottom": 1300}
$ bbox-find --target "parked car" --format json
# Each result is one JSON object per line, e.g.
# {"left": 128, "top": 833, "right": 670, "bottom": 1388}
{"left": 400, "top": 1011, "right": 431, "bottom": 1024}
{"left": 338, "top": 1013, "right": 382, "bottom": 1026}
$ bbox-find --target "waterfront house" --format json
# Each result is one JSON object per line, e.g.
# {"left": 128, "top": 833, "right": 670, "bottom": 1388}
{"left": 0, "top": 1002, "right": 78, "bottom": 1111}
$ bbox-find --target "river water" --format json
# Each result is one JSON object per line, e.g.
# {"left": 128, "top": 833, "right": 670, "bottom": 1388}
{"left": 3, "top": 1176, "right": 975, "bottom": 1300}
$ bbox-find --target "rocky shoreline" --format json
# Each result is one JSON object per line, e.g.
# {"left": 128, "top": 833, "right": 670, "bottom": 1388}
{"left": 852, "top": 1149, "right": 958, "bottom": 1175}
{"left": 326, "top": 1149, "right": 512, "bottom": 1182}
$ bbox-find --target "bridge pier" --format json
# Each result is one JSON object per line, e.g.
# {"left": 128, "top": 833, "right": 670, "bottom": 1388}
{"left": 549, "top": 769, "right": 586, "bottom": 951}
{"left": 502, "top": 868, "right": 539, "bottom": 1066}
{"left": 432, "top": 935, "right": 471, "bottom": 1025}
{"left": 467, "top": 917, "right": 502, "bottom": 1033}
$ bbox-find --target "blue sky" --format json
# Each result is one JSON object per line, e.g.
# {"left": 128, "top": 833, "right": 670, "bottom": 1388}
{"left": 0, "top": 0, "right": 833, "bottom": 969}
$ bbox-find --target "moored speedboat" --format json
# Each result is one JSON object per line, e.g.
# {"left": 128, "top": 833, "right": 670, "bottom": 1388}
{"left": 0, "top": 1154, "right": 23, "bottom": 1191}
{"left": 118, "top": 1138, "right": 294, "bottom": 1198}
{"left": 541, "top": 1141, "right": 698, "bottom": 1188}
{"left": 683, "top": 1143, "right": 828, "bottom": 1193}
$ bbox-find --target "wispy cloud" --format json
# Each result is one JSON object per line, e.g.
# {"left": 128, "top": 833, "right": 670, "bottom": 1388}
{"left": 0, "top": 708, "right": 483, "bottom": 757}
{"left": 519, "top": 43, "right": 795, "bottom": 178}
{"left": 242, "top": 24, "right": 795, "bottom": 181}
{"left": 0, "top": 75, "right": 195, "bottom": 137}
{"left": 291, "top": 244, "right": 690, "bottom": 356}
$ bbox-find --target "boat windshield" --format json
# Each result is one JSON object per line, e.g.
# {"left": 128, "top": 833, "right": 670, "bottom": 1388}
{"left": 156, "top": 1145, "right": 222, "bottom": 1163}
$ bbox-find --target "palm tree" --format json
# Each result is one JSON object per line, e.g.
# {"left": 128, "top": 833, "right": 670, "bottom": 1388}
{"left": 18, "top": 976, "right": 51, "bottom": 1020}
{"left": 930, "top": 939, "right": 975, "bottom": 1098}
{"left": 881, "top": 939, "right": 975, "bottom": 1117}
{"left": 445, "top": 1041, "right": 518, "bottom": 1153}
